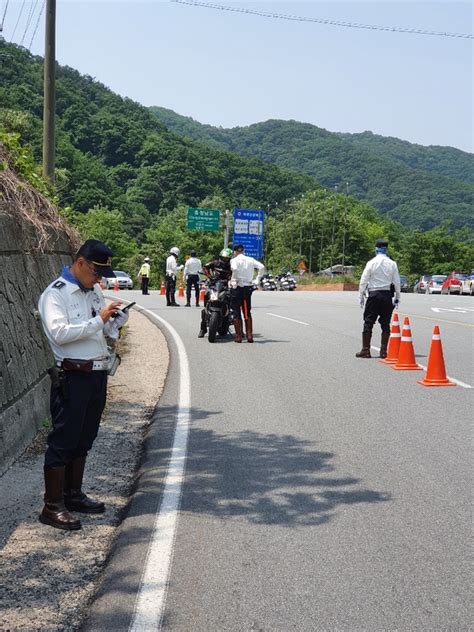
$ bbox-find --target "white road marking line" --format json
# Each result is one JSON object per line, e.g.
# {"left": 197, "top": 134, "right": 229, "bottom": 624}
{"left": 129, "top": 309, "right": 190, "bottom": 631}
{"left": 266, "top": 312, "right": 309, "bottom": 326}
{"left": 371, "top": 345, "right": 472, "bottom": 389}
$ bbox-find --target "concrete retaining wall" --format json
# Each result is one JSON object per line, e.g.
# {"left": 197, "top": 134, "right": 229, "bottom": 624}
{"left": 0, "top": 210, "right": 73, "bottom": 474}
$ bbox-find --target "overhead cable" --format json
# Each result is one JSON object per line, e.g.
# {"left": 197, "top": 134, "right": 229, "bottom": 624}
{"left": 10, "top": 0, "right": 26, "bottom": 41}
{"left": 28, "top": 0, "right": 44, "bottom": 49}
{"left": 20, "top": 0, "right": 39, "bottom": 46}
{"left": 1, "top": 0, "right": 10, "bottom": 31}
{"left": 171, "top": 0, "right": 473, "bottom": 40}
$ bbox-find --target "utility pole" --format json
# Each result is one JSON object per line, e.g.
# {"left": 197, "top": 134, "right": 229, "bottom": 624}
{"left": 309, "top": 191, "right": 315, "bottom": 273}
{"left": 43, "top": 0, "right": 56, "bottom": 183}
{"left": 223, "top": 209, "right": 230, "bottom": 248}
{"left": 319, "top": 189, "right": 326, "bottom": 273}
{"left": 329, "top": 185, "right": 338, "bottom": 274}
{"left": 342, "top": 181, "right": 348, "bottom": 271}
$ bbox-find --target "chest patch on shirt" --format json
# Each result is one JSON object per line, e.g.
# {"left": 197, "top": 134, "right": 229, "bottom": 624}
{"left": 52, "top": 280, "right": 66, "bottom": 289}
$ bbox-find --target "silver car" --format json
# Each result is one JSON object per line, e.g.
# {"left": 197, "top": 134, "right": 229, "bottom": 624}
{"left": 104, "top": 270, "right": 133, "bottom": 290}
{"left": 426, "top": 274, "right": 447, "bottom": 294}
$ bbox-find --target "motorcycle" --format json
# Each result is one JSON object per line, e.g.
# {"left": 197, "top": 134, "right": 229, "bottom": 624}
{"left": 203, "top": 279, "right": 231, "bottom": 343}
{"left": 277, "top": 272, "right": 297, "bottom": 291}
{"left": 260, "top": 274, "right": 277, "bottom": 291}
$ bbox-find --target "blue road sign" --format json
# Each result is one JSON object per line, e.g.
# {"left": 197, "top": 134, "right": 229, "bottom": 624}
{"left": 232, "top": 209, "right": 264, "bottom": 259}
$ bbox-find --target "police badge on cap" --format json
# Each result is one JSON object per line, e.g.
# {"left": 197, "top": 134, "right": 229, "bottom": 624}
{"left": 77, "top": 240, "right": 115, "bottom": 277}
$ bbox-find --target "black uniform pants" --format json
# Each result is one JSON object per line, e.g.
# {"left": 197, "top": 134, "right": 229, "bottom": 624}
{"left": 363, "top": 290, "right": 394, "bottom": 335}
{"left": 186, "top": 274, "right": 200, "bottom": 303}
{"left": 165, "top": 275, "right": 176, "bottom": 304}
{"left": 141, "top": 276, "right": 149, "bottom": 294}
{"left": 230, "top": 286, "right": 253, "bottom": 321}
{"left": 45, "top": 371, "right": 107, "bottom": 468}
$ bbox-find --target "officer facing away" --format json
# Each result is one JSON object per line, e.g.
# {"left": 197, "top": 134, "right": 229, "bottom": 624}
{"left": 184, "top": 249, "right": 202, "bottom": 307}
{"left": 37, "top": 239, "right": 128, "bottom": 530}
{"left": 165, "top": 246, "right": 184, "bottom": 306}
{"left": 356, "top": 238, "right": 401, "bottom": 359}
{"left": 230, "top": 244, "right": 265, "bottom": 343}
{"left": 138, "top": 256, "right": 151, "bottom": 295}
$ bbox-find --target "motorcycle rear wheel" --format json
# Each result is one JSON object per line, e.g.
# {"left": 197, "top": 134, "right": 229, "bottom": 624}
{"left": 208, "top": 312, "right": 219, "bottom": 343}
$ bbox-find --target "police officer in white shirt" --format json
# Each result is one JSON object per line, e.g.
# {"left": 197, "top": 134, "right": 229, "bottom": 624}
{"left": 165, "top": 246, "right": 184, "bottom": 306}
{"left": 230, "top": 244, "right": 265, "bottom": 343}
{"left": 356, "top": 238, "right": 401, "bottom": 358}
{"left": 37, "top": 239, "right": 128, "bottom": 530}
{"left": 184, "top": 249, "right": 202, "bottom": 307}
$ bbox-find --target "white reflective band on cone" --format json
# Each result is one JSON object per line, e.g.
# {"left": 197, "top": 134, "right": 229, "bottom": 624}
{"left": 401, "top": 336, "right": 412, "bottom": 342}
{"left": 432, "top": 335, "right": 441, "bottom": 340}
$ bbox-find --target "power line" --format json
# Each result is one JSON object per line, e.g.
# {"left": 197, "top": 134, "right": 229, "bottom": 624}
{"left": 171, "top": 0, "right": 473, "bottom": 40}
{"left": 10, "top": 0, "right": 26, "bottom": 41}
{"left": 28, "top": 0, "right": 44, "bottom": 49}
{"left": 1, "top": 0, "right": 10, "bottom": 31}
{"left": 20, "top": 0, "right": 39, "bottom": 46}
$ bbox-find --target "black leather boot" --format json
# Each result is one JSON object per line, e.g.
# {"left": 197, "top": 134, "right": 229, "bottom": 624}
{"left": 380, "top": 331, "right": 390, "bottom": 359}
{"left": 244, "top": 318, "right": 253, "bottom": 343}
{"left": 355, "top": 333, "right": 372, "bottom": 358}
{"left": 64, "top": 457, "right": 105, "bottom": 514}
{"left": 234, "top": 319, "right": 243, "bottom": 343}
{"left": 39, "top": 466, "right": 81, "bottom": 530}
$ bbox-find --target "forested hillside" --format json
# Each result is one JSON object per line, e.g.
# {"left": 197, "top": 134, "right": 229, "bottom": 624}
{"left": 1, "top": 41, "right": 472, "bottom": 281}
{"left": 150, "top": 108, "right": 474, "bottom": 231}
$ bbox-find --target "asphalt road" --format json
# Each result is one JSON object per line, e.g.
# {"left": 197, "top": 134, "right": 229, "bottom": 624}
{"left": 84, "top": 290, "right": 472, "bottom": 632}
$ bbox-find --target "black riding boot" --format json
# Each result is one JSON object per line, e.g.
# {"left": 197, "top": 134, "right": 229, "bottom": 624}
{"left": 380, "top": 331, "right": 390, "bottom": 359}
{"left": 355, "top": 333, "right": 372, "bottom": 358}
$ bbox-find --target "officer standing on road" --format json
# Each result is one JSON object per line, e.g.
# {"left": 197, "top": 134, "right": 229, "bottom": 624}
{"left": 184, "top": 249, "right": 202, "bottom": 307}
{"left": 230, "top": 244, "right": 265, "bottom": 343}
{"left": 37, "top": 239, "right": 128, "bottom": 530}
{"left": 165, "top": 246, "right": 184, "bottom": 306}
{"left": 138, "top": 256, "right": 151, "bottom": 295}
{"left": 356, "top": 238, "right": 401, "bottom": 359}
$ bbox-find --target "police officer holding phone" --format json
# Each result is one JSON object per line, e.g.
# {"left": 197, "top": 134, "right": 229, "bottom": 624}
{"left": 37, "top": 240, "right": 129, "bottom": 530}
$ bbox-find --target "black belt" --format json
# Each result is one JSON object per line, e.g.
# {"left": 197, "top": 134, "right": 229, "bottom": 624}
{"left": 368, "top": 289, "right": 391, "bottom": 295}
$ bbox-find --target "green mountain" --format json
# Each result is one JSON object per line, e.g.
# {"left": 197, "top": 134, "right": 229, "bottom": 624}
{"left": 150, "top": 108, "right": 474, "bottom": 230}
{"left": 0, "top": 42, "right": 314, "bottom": 225}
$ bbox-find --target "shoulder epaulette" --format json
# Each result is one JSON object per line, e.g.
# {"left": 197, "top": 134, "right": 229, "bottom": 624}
{"left": 52, "top": 280, "right": 66, "bottom": 289}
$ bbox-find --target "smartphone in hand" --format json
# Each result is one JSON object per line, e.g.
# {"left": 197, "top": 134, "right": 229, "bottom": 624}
{"left": 121, "top": 301, "right": 136, "bottom": 312}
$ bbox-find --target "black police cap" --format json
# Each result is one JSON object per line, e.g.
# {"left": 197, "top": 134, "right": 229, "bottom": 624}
{"left": 233, "top": 244, "right": 244, "bottom": 252}
{"left": 77, "top": 239, "right": 115, "bottom": 277}
{"left": 375, "top": 238, "right": 388, "bottom": 248}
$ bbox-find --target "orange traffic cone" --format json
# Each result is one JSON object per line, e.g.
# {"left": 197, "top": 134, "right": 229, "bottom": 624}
{"left": 178, "top": 283, "right": 184, "bottom": 298}
{"left": 392, "top": 317, "right": 422, "bottom": 371}
{"left": 199, "top": 284, "right": 205, "bottom": 302}
{"left": 113, "top": 278, "right": 119, "bottom": 292}
{"left": 417, "top": 326, "right": 455, "bottom": 387}
{"left": 380, "top": 312, "right": 401, "bottom": 365}
{"left": 160, "top": 281, "right": 165, "bottom": 295}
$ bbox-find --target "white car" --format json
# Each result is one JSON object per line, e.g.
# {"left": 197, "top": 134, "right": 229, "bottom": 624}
{"left": 103, "top": 271, "right": 133, "bottom": 290}
{"left": 426, "top": 274, "right": 447, "bottom": 294}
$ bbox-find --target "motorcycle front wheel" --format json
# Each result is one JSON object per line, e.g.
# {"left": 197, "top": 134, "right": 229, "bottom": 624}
{"left": 208, "top": 311, "right": 219, "bottom": 343}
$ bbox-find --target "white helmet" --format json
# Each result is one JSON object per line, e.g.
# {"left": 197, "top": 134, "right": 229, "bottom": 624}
{"left": 170, "top": 247, "right": 180, "bottom": 256}
{"left": 144, "top": 257, "right": 150, "bottom": 262}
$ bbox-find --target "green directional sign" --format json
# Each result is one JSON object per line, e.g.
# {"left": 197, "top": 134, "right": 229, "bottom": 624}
{"left": 187, "top": 208, "right": 220, "bottom": 232}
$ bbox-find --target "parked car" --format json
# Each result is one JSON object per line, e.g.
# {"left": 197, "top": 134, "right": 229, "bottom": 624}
{"left": 441, "top": 271, "right": 468, "bottom": 295}
{"left": 399, "top": 275, "right": 409, "bottom": 292}
{"left": 103, "top": 270, "right": 133, "bottom": 290}
{"left": 426, "top": 274, "right": 447, "bottom": 294}
{"left": 461, "top": 273, "right": 474, "bottom": 296}
{"left": 413, "top": 274, "right": 432, "bottom": 294}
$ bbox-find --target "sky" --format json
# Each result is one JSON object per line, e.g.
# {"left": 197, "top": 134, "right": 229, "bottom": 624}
{"left": 2, "top": 1, "right": 473, "bottom": 152}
